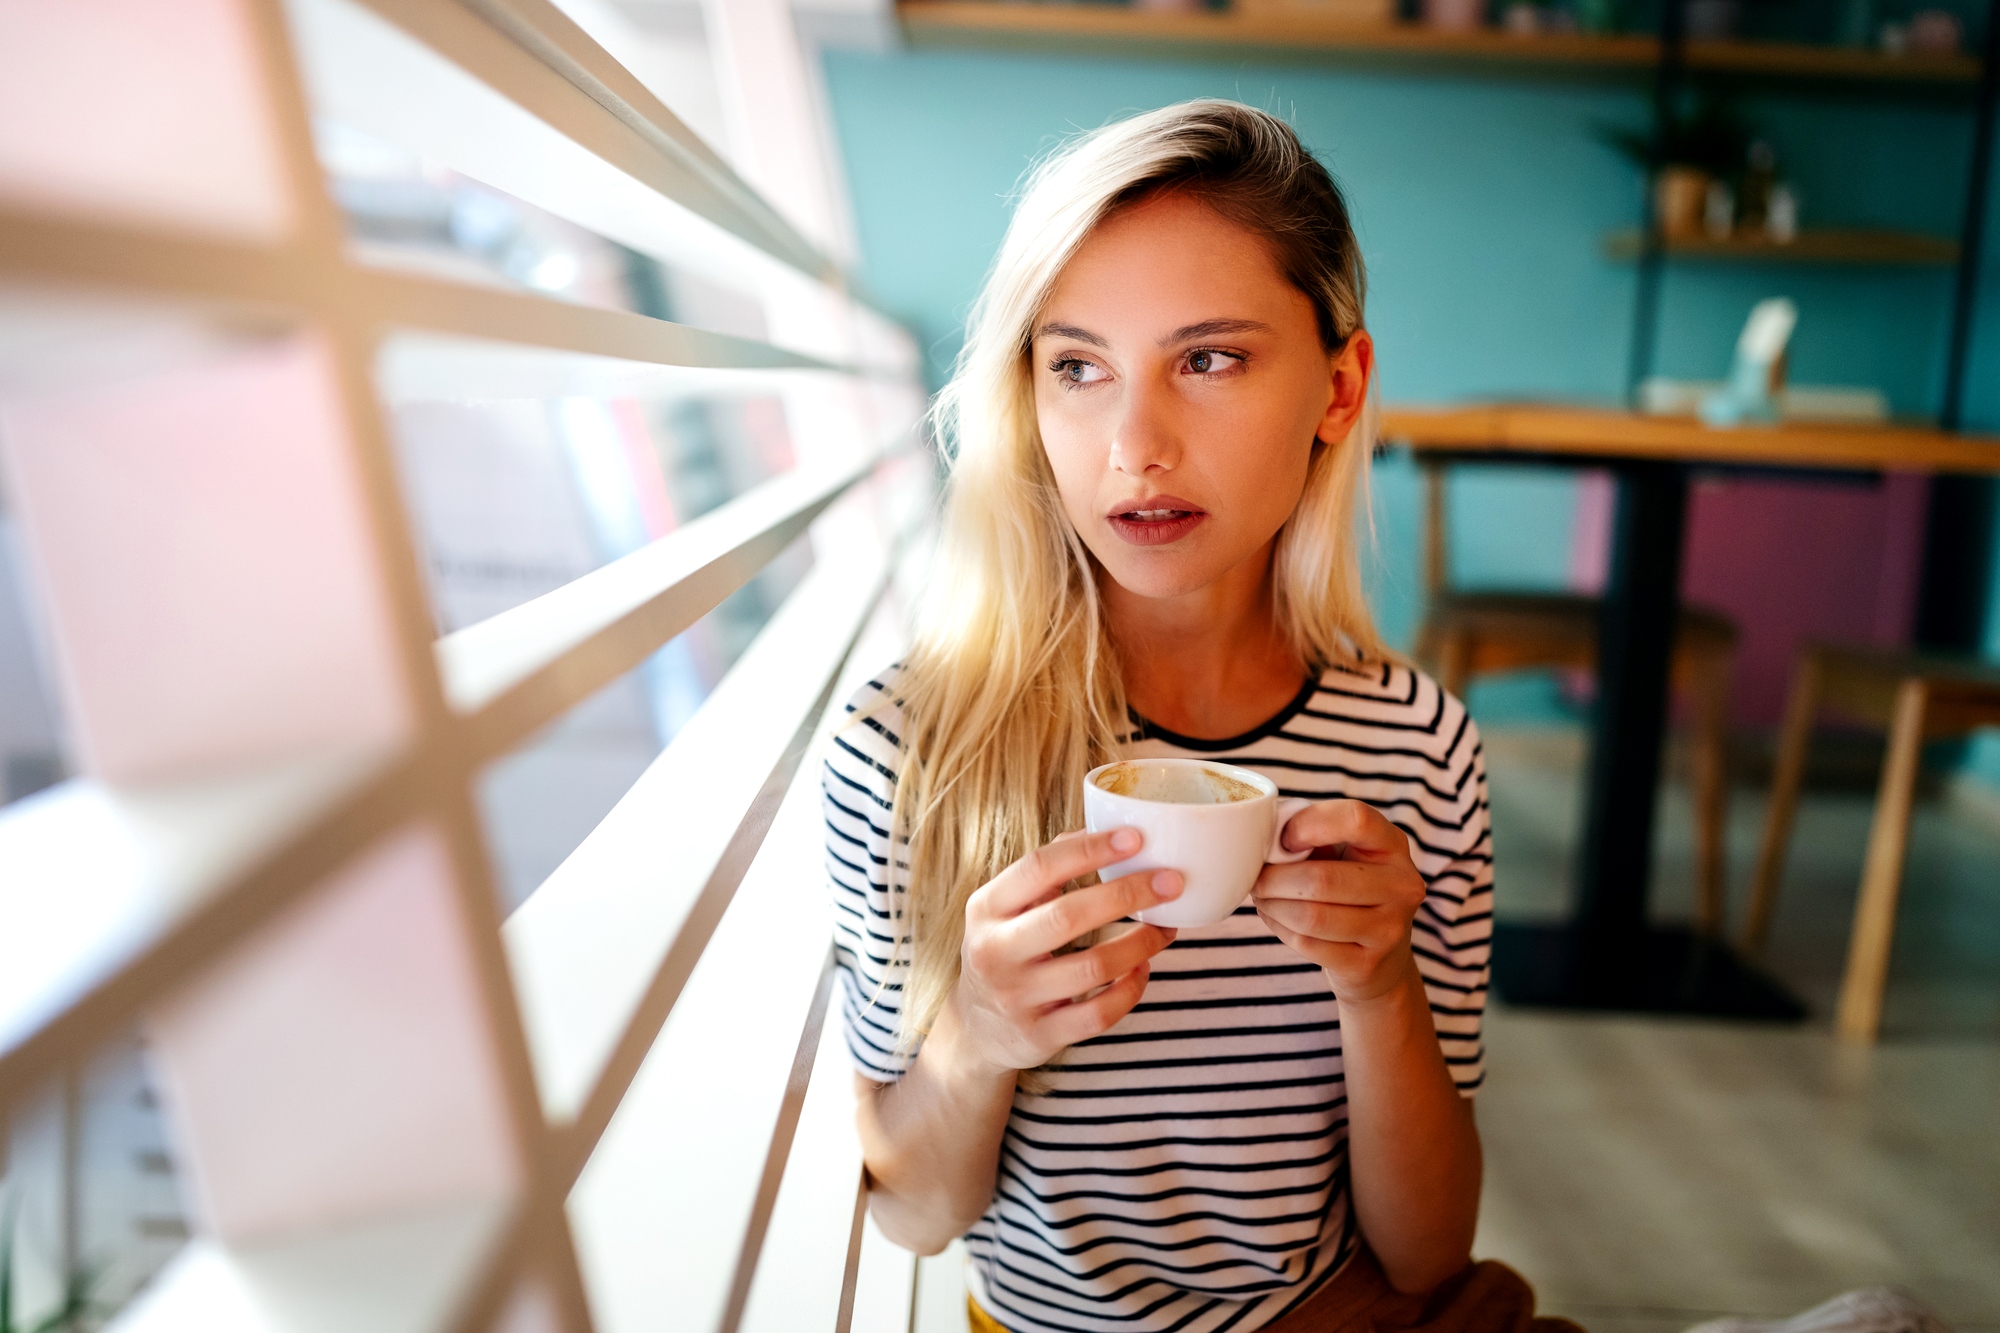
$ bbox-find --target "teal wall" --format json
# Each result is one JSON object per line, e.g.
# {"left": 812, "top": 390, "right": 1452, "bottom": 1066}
{"left": 819, "top": 45, "right": 1996, "bottom": 731}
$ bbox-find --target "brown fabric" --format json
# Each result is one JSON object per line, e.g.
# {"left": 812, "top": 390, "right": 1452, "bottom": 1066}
{"left": 1258, "top": 1248, "right": 1584, "bottom": 1333}
{"left": 967, "top": 1249, "right": 1583, "bottom": 1333}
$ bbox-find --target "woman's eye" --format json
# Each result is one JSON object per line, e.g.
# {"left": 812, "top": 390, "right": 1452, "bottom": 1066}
{"left": 1185, "top": 349, "right": 1242, "bottom": 375}
{"left": 1054, "top": 358, "right": 1107, "bottom": 386}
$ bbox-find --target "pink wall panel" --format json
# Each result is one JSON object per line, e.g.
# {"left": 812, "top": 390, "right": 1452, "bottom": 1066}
{"left": 0, "top": 334, "right": 412, "bottom": 782}
{"left": 1569, "top": 470, "right": 1927, "bottom": 729}
{"left": 1560, "top": 466, "right": 1920, "bottom": 728}
{"left": 147, "top": 825, "right": 521, "bottom": 1243}
{"left": 0, "top": 0, "right": 292, "bottom": 238}
{"left": 1679, "top": 473, "right": 1927, "bottom": 727}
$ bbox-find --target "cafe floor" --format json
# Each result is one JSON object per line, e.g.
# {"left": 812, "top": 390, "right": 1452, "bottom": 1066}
{"left": 1475, "top": 727, "right": 2000, "bottom": 1333}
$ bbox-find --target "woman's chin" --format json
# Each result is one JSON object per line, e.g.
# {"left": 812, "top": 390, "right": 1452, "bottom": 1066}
{"left": 1095, "top": 553, "right": 1232, "bottom": 602}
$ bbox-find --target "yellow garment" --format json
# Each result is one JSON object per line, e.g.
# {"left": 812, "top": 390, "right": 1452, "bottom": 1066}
{"left": 968, "top": 1297, "right": 1011, "bottom": 1333}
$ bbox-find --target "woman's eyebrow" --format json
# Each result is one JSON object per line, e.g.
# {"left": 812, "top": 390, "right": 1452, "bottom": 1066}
{"left": 1160, "top": 318, "right": 1272, "bottom": 345}
{"left": 1035, "top": 321, "right": 1108, "bottom": 348}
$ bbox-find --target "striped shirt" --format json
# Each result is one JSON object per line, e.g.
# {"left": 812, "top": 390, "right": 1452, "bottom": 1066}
{"left": 823, "top": 662, "right": 1492, "bottom": 1333}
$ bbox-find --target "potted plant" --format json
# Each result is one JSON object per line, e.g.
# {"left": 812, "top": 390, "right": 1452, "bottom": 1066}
{"left": 1599, "top": 95, "right": 1752, "bottom": 240}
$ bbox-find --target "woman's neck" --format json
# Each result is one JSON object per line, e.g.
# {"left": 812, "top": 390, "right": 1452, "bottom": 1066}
{"left": 1103, "top": 542, "right": 1309, "bottom": 741}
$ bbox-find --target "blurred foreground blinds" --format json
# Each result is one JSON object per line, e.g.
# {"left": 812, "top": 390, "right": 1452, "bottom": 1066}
{"left": 0, "top": 2, "right": 933, "bottom": 1332}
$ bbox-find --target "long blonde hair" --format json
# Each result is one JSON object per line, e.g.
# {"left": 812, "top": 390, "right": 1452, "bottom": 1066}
{"left": 887, "top": 100, "right": 1383, "bottom": 1046}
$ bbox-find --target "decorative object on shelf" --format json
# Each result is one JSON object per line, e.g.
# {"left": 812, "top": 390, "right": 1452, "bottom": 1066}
{"left": 1684, "top": 0, "right": 1739, "bottom": 39}
{"left": 1737, "top": 138, "right": 1777, "bottom": 231}
{"left": 1495, "top": 3, "right": 1574, "bottom": 35}
{"left": 1233, "top": 0, "right": 1395, "bottom": 17}
{"left": 1704, "top": 178, "right": 1736, "bottom": 238}
{"left": 1422, "top": 0, "right": 1487, "bottom": 31}
{"left": 1600, "top": 93, "right": 1752, "bottom": 239}
{"left": 1700, "top": 297, "right": 1798, "bottom": 426}
{"left": 1907, "top": 8, "right": 1964, "bottom": 55}
{"left": 1765, "top": 182, "right": 1799, "bottom": 242}
{"left": 1658, "top": 165, "right": 1712, "bottom": 238}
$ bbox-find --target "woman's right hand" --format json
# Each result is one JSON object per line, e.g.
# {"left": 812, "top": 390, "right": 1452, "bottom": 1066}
{"left": 951, "top": 827, "right": 1183, "bottom": 1072}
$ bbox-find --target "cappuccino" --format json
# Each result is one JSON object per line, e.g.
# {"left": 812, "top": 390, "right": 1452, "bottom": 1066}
{"left": 1092, "top": 761, "right": 1263, "bottom": 805}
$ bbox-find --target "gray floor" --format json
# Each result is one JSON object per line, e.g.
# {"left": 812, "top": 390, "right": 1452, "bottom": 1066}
{"left": 1471, "top": 728, "right": 2000, "bottom": 1333}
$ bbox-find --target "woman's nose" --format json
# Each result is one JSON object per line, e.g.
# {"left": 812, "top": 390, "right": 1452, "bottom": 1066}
{"left": 1107, "top": 379, "right": 1183, "bottom": 476}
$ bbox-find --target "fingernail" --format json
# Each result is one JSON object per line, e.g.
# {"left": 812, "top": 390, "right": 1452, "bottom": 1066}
{"left": 1111, "top": 828, "right": 1141, "bottom": 854}
{"left": 1152, "top": 870, "right": 1182, "bottom": 898}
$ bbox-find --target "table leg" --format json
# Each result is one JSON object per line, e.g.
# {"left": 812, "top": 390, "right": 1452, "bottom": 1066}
{"left": 1491, "top": 460, "right": 1804, "bottom": 1018}
{"left": 1576, "top": 460, "right": 1687, "bottom": 962}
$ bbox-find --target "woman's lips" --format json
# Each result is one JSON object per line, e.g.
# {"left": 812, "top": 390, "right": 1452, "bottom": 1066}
{"left": 1105, "top": 497, "right": 1208, "bottom": 546}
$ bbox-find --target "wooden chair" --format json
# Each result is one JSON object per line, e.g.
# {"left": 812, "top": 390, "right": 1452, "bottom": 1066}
{"left": 1741, "top": 643, "right": 2000, "bottom": 1043}
{"left": 1413, "top": 462, "right": 1740, "bottom": 934}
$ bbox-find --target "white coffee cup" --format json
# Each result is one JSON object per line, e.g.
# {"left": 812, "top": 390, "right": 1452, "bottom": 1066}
{"left": 1083, "top": 758, "right": 1313, "bottom": 928}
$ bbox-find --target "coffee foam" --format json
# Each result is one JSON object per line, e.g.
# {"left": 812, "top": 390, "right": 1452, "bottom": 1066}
{"left": 1093, "top": 762, "right": 1263, "bottom": 805}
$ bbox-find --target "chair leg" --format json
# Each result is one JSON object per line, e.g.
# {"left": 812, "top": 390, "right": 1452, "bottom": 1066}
{"left": 1742, "top": 650, "right": 1822, "bottom": 954}
{"left": 1688, "top": 646, "right": 1732, "bottom": 938}
{"left": 1836, "top": 677, "right": 1929, "bottom": 1045}
{"left": 1423, "top": 462, "right": 1449, "bottom": 601}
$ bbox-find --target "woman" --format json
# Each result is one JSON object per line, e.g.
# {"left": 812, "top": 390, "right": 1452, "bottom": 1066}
{"left": 823, "top": 101, "right": 1562, "bottom": 1333}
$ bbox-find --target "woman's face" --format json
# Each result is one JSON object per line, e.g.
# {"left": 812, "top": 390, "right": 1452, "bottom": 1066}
{"left": 1033, "top": 190, "right": 1372, "bottom": 605}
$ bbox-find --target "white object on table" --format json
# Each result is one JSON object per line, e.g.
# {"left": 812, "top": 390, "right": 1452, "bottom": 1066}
{"left": 1640, "top": 378, "right": 1889, "bottom": 425}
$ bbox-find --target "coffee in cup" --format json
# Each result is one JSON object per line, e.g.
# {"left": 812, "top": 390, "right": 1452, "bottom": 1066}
{"left": 1083, "top": 758, "right": 1311, "bottom": 928}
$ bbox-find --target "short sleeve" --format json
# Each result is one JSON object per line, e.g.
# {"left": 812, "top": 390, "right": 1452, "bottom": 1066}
{"left": 823, "top": 671, "right": 915, "bottom": 1081}
{"left": 1404, "top": 697, "right": 1493, "bottom": 1096}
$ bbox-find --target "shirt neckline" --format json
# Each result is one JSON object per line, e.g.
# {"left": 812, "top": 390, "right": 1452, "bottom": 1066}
{"left": 1128, "top": 670, "right": 1323, "bottom": 753}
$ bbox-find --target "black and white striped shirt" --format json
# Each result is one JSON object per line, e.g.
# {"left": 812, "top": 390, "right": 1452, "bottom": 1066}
{"left": 823, "top": 662, "right": 1492, "bottom": 1333}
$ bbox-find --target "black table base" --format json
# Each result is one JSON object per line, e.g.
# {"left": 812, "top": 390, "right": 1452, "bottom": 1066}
{"left": 1492, "top": 922, "right": 1805, "bottom": 1020}
{"left": 1488, "top": 458, "right": 1812, "bottom": 1019}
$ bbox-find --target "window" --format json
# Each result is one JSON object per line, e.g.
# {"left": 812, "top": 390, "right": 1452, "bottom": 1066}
{"left": 0, "top": 0, "right": 931, "bottom": 1328}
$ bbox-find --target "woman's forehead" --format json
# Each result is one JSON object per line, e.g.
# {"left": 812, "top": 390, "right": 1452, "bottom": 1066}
{"left": 1038, "top": 200, "right": 1315, "bottom": 345}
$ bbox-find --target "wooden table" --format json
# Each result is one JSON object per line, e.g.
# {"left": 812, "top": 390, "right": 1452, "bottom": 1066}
{"left": 1380, "top": 404, "right": 2000, "bottom": 1017}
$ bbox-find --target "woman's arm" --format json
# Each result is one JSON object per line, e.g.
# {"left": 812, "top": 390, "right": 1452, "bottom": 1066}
{"left": 857, "top": 829, "right": 1183, "bottom": 1254}
{"left": 853, "top": 997, "right": 1015, "bottom": 1253}
{"left": 1252, "top": 801, "right": 1482, "bottom": 1294}
{"left": 1334, "top": 953, "right": 1482, "bottom": 1292}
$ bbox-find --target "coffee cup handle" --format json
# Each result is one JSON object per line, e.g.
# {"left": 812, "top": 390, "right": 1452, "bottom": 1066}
{"left": 1267, "top": 797, "right": 1314, "bottom": 864}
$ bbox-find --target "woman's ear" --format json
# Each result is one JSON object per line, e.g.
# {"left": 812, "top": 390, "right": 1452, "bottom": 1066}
{"left": 1316, "top": 329, "right": 1374, "bottom": 447}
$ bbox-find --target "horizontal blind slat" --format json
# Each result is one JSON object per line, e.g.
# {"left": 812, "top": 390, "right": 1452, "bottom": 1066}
{"left": 736, "top": 997, "right": 870, "bottom": 1333}
{"left": 0, "top": 747, "right": 417, "bottom": 1111}
{"left": 565, "top": 715, "right": 855, "bottom": 1333}
{"left": 101, "top": 1196, "right": 510, "bottom": 1333}
{"left": 439, "top": 451, "right": 881, "bottom": 756}
{"left": 502, "top": 514, "right": 897, "bottom": 1128}
{"left": 0, "top": 207, "right": 855, "bottom": 375}
{"left": 331, "top": 0, "right": 837, "bottom": 286}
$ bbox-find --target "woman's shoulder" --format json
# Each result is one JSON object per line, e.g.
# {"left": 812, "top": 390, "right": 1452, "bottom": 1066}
{"left": 1304, "top": 657, "right": 1481, "bottom": 761}
{"left": 825, "top": 663, "right": 912, "bottom": 803}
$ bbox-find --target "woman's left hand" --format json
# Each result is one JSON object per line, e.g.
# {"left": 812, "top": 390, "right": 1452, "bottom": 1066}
{"left": 1251, "top": 800, "right": 1427, "bottom": 1004}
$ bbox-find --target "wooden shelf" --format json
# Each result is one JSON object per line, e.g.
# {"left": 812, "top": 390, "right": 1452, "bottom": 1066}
{"left": 895, "top": 3, "right": 1983, "bottom": 86}
{"left": 1603, "top": 228, "right": 1960, "bottom": 265}
{"left": 1380, "top": 402, "right": 2000, "bottom": 473}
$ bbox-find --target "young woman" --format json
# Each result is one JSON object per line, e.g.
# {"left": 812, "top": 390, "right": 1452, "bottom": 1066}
{"left": 823, "top": 101, "right": 1564, "bottom": 1333}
